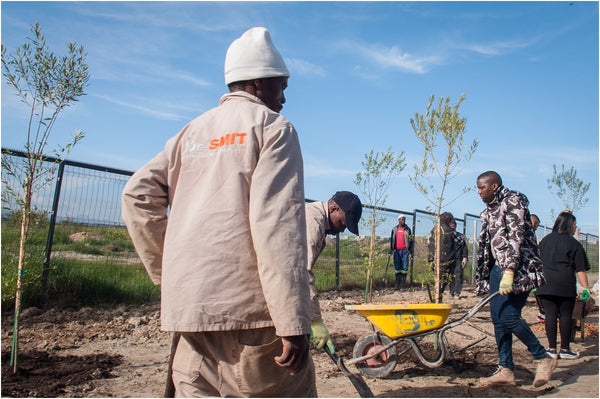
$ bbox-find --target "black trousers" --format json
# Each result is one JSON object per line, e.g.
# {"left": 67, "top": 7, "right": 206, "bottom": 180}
{"left": 538, "top": 294, "right": 576, "bottom": 350}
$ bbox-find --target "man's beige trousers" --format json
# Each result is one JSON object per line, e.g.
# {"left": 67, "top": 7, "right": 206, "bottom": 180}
{"left": 172, "top": 328, "right": 316, "bottom": 397}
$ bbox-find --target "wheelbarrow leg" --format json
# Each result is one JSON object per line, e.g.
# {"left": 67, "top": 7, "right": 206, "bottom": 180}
{"left": 441, "top": 332, "right": 459, "bottom": 371}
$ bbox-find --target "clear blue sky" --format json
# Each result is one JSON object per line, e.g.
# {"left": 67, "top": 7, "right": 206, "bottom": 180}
{"left": 2, "top": 1, "right": 598, "bottom": 235}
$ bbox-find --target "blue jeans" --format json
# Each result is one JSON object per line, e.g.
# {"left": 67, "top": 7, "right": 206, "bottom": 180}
{"left": 393, "top": 249, "right": 410, "bottom": 274}
{"left": 489, "top": 264, "right": 546, "bottom": 370}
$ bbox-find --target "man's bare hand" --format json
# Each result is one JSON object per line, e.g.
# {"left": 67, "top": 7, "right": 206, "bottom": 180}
{"left": 274, "top": 334, "right": 309, "bottom": 373}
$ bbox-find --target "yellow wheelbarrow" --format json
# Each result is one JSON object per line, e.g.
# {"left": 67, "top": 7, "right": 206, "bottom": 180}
{"left": 344, "top": 292, "right": 499, "bottom": 378}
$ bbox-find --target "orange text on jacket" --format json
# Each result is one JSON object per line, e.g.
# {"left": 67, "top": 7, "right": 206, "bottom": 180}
{"left": 209, "top": 133, "right": 247, "bottom": 150}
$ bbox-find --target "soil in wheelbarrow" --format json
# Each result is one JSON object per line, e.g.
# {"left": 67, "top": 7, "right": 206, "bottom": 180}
{"left": 1, "top": 286, "right": 598, "bottom": 398}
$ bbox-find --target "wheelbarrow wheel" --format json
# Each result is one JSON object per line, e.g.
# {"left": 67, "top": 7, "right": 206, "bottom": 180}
{"left": 353, "top": 332, "right": 397, "bottom": 378}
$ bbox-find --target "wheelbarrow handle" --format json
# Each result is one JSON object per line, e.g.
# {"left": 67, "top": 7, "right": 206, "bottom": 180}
{"left": 443, "top": 291, "right": 500, "bottom": 331}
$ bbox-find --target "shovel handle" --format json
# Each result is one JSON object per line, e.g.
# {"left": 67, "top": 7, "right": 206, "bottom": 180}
{"left": 324, "top": 344, "right": 375, "bottom": 398}
{"left": 324, "top": 344, "right": 350, "bottom": 374}
{"left": 324, "top": 344, "right": 340, "bottom": 364}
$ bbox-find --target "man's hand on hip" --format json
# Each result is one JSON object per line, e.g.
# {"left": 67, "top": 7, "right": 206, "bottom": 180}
{"left": 275, "top": 334, "right": 309, "bottom": 373}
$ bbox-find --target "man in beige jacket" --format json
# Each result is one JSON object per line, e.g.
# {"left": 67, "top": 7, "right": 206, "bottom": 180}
{"left": 306, "top": 191, "right": 362, "bottom": 353}
{"left": 122, "top": 27, "right": 315, "bottom": 397}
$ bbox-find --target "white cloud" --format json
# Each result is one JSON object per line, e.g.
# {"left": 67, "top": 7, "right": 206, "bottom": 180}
{"left": 304, "top": 156, "right": 356, "bottom": 178}
{"left": 534, "top": 146, "right": 598, "bottom": 168}
{"left": 91, "top": 51, "right": 212, "bottom": 88}
{"left": 461, "top": 36, "right": 541, "bottom": 56}
{"left": 150, "top": 65, "right": 212, "bottom": 87}
{"left": 72, "top": 3, "right": 239, "bottom": 34}
{"left": 352, "top": 65, "right": 380, "bottom": 80}
{"left": 350, "top": 42, "right": 442, "bottom": 74}
{"left": 94, "top": 94, "right": 187, "bottom": 121}
{"left": 285, "top": 58, "right": 326, "bottom": 78}
{"left": 342, "top": 31, "right": 543, "bottom": 76}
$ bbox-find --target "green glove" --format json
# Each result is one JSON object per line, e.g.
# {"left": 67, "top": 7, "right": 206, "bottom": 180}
{"left": 499, "top": 271, "right": 514, "bottom": 295}
{"left": 310, "top": 319, "right": 335, "bottom": 353}
{"left": 580, "top": 289, "right": 590, "bottom": 302}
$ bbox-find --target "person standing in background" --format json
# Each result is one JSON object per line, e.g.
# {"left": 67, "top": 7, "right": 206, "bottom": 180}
{"left": 536, "top": 211, "right": 591, "bottom": 360}
{"left": 389, "top": 215, "right": 414, "bottom": 290}
{"left": 530, "top": 213, "right": 546, "bottom": 322}
{"left": 449, "top": 219, "right": 468, "bottom": 298}
{"left": 428, "top": 211, "right": 457, "bottom": 301}
{"left": 530, "top": 214, "right": 541, "bottom": 239}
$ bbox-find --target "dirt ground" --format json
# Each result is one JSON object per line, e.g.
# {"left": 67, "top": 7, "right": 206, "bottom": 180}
{"left": 2, "top": 285, "right": 598, "bottom": 398}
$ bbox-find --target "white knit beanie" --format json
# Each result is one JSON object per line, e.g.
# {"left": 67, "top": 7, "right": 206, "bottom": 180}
{"left": 224, "top": 27, "right": 289, "bottom": 85}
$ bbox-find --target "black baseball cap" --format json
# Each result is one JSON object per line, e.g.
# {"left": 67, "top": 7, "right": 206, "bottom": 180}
{"left": 332, "top": 191, "right": 363, "bottom": 235}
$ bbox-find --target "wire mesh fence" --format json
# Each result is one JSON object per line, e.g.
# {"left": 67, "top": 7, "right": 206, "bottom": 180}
{"left": 2, "top": 147, "right": 598, "bottom": 304}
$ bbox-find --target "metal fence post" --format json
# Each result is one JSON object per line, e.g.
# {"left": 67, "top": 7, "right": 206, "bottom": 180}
{"left": 41, "top": 162, "right": 65, "bottom": 304}
{"left": 410, "top": 209, "right": 417, "bottom": 286}
{"left": 471, "top": 220, "right": 477, "bottom": 284}
{"left": 335, "top": 233, "right": 340, "bottom": 290}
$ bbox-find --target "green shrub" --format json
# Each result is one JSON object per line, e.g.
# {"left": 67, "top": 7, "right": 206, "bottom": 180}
{"left": 1, "top": 246, "right": 46, "bottom": 312}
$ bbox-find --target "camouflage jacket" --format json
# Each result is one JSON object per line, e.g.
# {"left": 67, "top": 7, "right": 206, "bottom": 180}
{"left": 475, "top": 186, "right": 545, "bottom": 295}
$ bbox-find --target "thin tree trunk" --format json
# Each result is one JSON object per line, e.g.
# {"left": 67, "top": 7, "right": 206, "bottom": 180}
{"left": 435, "top": 219, "right": 441, "bottom": 304}
{"left": 365, "top": 219, "right": 376, "bottom": 303}
{"left": 434, "top": 217, "right": 442, "bottom": 350}
{"left": 11, "top": 177, "right": 32, "bottom": 373}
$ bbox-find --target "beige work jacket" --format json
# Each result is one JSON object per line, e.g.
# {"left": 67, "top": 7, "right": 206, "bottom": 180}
{"left": 122, "top": 91, "right": 312, "bottom": 337}
{"left": 305, "top": 201, "right": 331, "bottom": 320}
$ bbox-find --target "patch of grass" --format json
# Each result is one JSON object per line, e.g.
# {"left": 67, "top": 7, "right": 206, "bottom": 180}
{"left": 2, "top": 217, "right": 597, "bottom": 310}
{"left": 1, "top": 220, "right": 151, "bottom": 310}
{"left": 47, "top": 259, "right": 159, "bottom": 307}
{"left": 51, "top": 223, "right": 135, "bottom": 253}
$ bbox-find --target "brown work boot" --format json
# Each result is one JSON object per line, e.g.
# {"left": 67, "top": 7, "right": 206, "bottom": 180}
{"left": 533, "top": 356, "right": 558, "bottom": 387}
{"left": 480, "top": 366, "right": 516, "bottom": 386}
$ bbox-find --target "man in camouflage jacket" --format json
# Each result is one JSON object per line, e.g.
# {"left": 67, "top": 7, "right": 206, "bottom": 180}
{"left": 475, "top": 171, "right": 556, "bottom": 388}
{"left": 475, "top": 178, "right": 545, "bottom": 295}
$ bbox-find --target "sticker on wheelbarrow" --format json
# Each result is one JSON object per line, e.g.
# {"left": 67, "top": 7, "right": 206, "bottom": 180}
{"left": 394, "top": 310, "right": 437, "bottom": 336}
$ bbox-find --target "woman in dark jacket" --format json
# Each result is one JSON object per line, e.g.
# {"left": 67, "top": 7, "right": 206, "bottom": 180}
{"left": 428, "top": 212, "right": 456, "bottom": 301}
{"left": 537, "top": 211, "right": 591, "bottom": 360}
